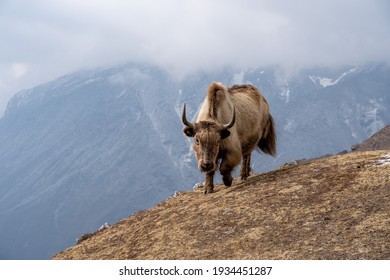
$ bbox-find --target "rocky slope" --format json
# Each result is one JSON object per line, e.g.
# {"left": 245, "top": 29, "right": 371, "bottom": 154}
{"left": 352, "top": 124, "right": 390, "bottom": 151}
{"left": 53, "top": 150, "right": 390, "bottom": 260}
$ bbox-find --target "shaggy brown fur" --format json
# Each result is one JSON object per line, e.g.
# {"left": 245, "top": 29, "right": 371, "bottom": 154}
{"left": 182, "top": 82, "right": 276, "bottom": 193}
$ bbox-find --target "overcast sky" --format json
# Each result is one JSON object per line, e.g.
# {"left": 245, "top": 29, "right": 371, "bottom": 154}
{"left": 1, "top": 0, "right": 390, "bottom": 115}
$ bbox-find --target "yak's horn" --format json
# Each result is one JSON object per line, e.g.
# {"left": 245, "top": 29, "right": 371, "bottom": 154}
{"left": 222, "top": 107, "right": 235, "bottom": 130}
{"left": 181, "top": 103, "right": 194, "bottom": 128}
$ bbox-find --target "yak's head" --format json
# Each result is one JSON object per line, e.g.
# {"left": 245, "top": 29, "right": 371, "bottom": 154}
{"left": 181, "top": 103, "right": 235, "bottom": 172}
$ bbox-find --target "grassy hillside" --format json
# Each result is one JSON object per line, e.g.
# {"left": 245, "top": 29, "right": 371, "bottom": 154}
{"left": 53, "top": 150, "right": 390, "bottom": 260}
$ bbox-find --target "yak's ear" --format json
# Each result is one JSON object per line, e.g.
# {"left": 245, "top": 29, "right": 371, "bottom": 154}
{"left": 183, "top": 127, "right": 195, "bottom": 137}
{"left": 220, "top": 129, "right": 231, "bottom": 139}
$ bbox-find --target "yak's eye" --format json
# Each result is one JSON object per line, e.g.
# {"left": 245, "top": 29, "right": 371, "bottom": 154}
{"left": 195, "top": 138, "right": 199, "bottom": 145}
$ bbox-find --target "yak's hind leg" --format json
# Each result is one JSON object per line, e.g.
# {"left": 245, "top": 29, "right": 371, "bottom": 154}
{"left": 240, "top": 154, "right": 251, "bottom": 180}
{"left": 220, "top": 160, "right": 234, "bottom": 187}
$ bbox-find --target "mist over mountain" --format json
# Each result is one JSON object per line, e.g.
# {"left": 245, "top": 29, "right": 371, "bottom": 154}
{"left": 0, "top": 62, "right": 389, "bottom": 259}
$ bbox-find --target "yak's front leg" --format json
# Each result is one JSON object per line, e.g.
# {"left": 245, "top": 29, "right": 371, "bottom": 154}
{"left": 204, "top": 171, "right": 215, "bottom": 194}
{"left": 240, "top": 154, "right": 251, "bottom": 180}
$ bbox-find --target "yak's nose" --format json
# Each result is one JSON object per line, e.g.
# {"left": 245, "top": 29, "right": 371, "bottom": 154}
{"left": 201, "top": 162, "right": 213, "bottom": 171}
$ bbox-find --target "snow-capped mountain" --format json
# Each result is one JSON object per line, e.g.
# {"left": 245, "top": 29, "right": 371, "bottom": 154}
{"left": 0, "top": 62, "right": 389, "bottom": 259}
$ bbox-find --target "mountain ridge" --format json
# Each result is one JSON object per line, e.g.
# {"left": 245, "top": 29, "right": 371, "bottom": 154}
{"left": 352, "top": 124, "right": 390, "bottom": 151}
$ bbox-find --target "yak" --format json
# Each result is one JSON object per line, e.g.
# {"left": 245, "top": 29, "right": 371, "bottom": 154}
{"left": 182, "top": 82, "right": 276, "bottom": 194}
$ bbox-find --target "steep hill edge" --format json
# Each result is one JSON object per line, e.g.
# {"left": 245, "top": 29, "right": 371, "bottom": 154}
{"left": 53, "top": 150, "right": 390, "bottom": 260}
{"left": 351, "top": 124, "right": 390, "bottom": 151}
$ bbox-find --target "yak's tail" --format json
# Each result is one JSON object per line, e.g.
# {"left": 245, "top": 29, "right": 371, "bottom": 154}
{"left": 257, "top": 113, "right": 277, "bottom": 156}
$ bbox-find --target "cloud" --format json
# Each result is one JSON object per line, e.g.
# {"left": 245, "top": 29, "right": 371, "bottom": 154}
{"left": 0, "top": 0, "right": 390, "bottom": 114}
{"left": 11, "top": 63, "right": 27, "bottom": 78}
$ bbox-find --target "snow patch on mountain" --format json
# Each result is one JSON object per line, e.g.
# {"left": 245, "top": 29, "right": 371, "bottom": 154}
{"left": 284, "top": 118, "right": 296, "bottom": 132}
{"left": 363, "top": 99, "right": 385, "bottom": 136}
{"left": 309, "top": 65, "right": 361, "bottom": 88}
{"left": 232, "top": 70, "right": 245, "bottom": 84}
{"left": 370, "top": 153, "right": 390, "bottom": 167}
{"left": 280, "top": 84, "right": 290, "bottom": 103}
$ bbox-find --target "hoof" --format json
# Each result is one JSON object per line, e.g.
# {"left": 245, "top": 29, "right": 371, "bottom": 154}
{"left": 222, "top": 176, "right": 233, "bottom": 187}
{"left": 204, "top": 187, "right": 214, "bottom": 194}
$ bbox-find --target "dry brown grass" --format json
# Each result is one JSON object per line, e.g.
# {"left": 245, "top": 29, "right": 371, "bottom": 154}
{"left": 53, "top": 150, "right": 390, "bottom": 260}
